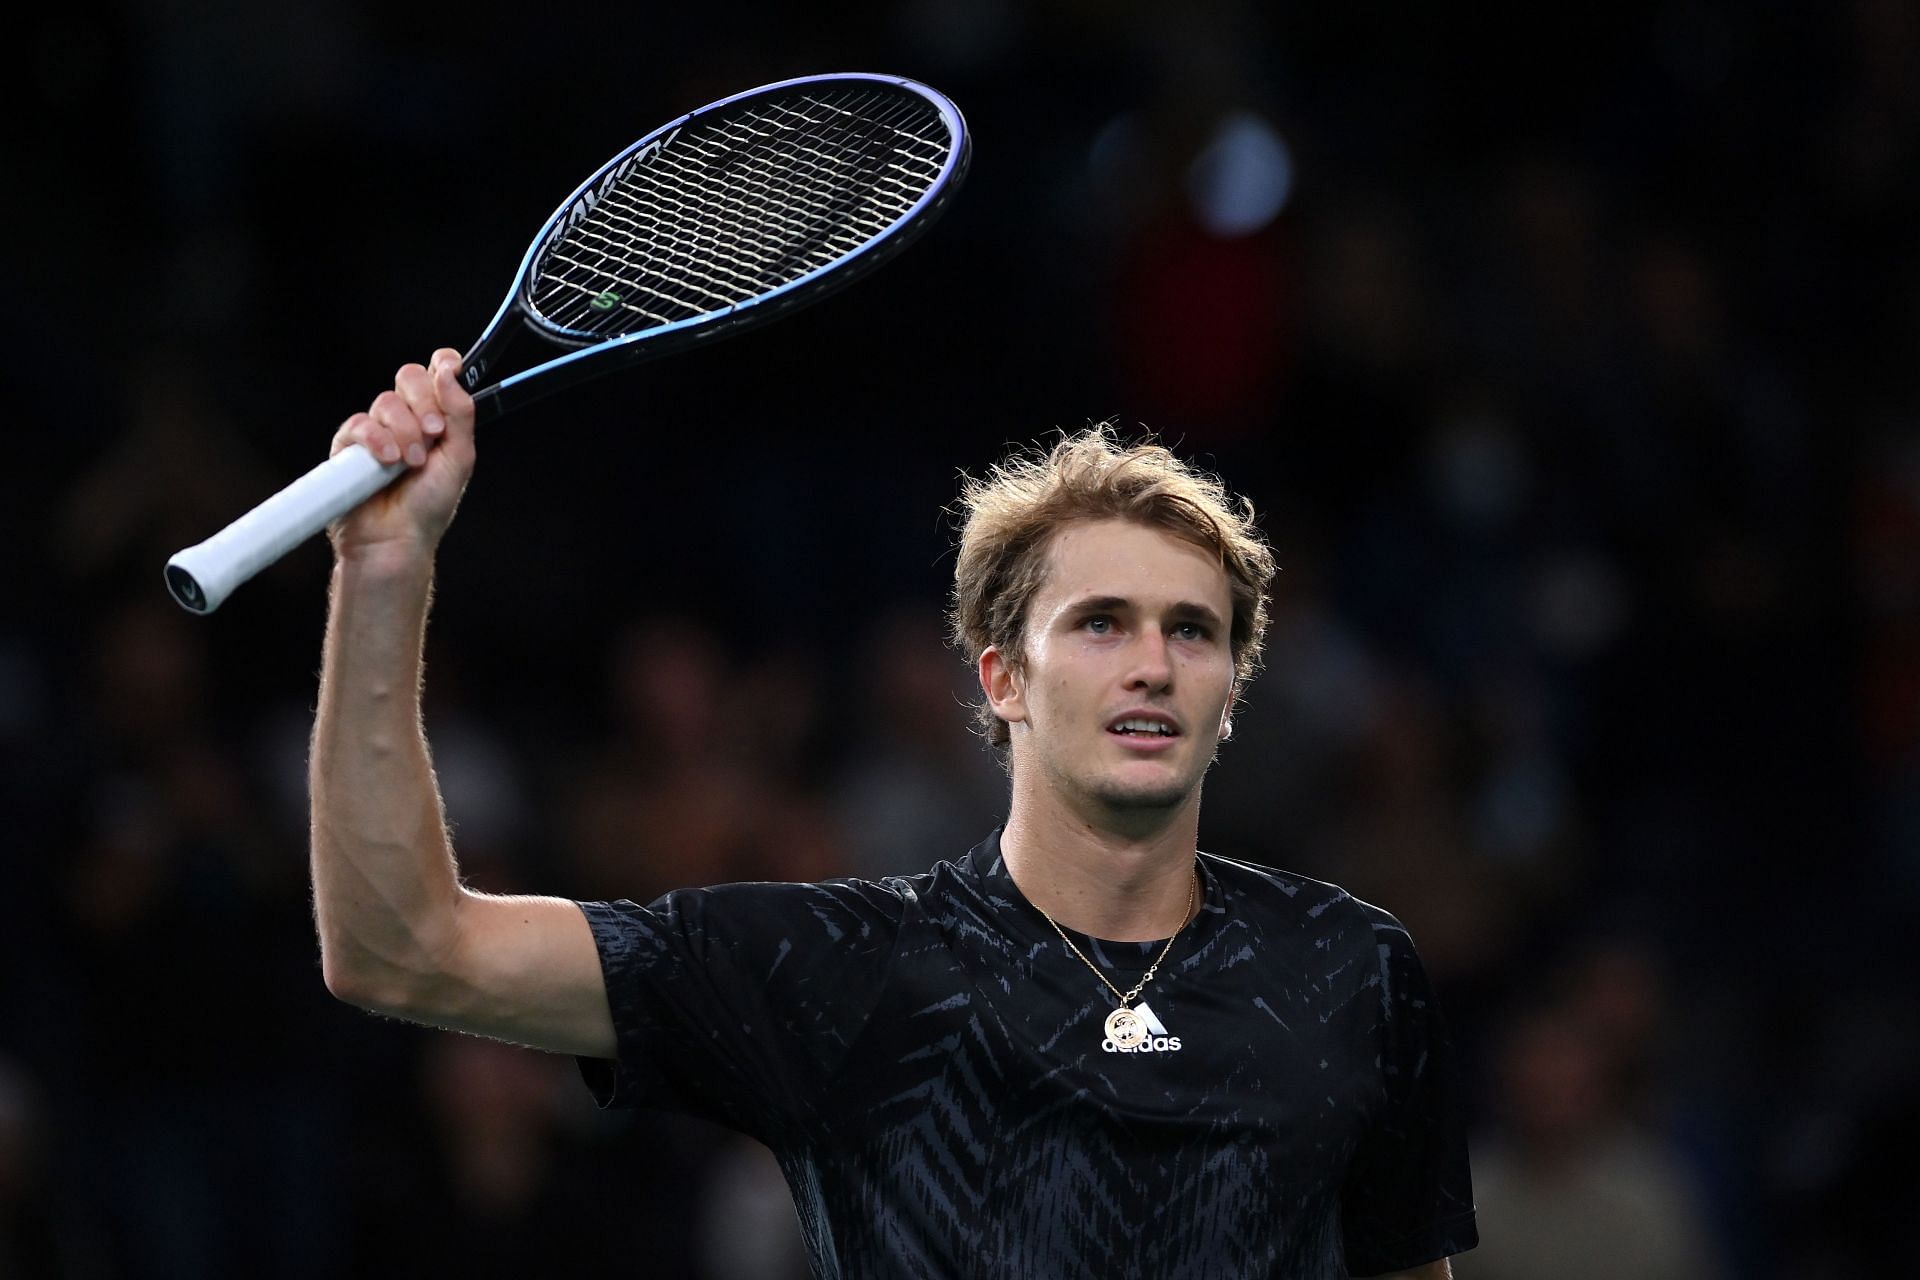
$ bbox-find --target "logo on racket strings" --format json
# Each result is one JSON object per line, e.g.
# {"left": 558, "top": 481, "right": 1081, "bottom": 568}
{"left": 549, "top": 127, "right": 683, "bottom": 248}
{"left": 590, "top": 291, "right": 621, "bottom": 311}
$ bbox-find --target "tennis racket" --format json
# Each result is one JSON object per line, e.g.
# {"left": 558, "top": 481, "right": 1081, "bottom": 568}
{"left": 164, "top": 71, "right": 970, "bottom": 613}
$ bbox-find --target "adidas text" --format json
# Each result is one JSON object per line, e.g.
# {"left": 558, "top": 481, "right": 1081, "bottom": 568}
{"left": 1102, "top": 1035, "right": 1183, "bottom": 1054}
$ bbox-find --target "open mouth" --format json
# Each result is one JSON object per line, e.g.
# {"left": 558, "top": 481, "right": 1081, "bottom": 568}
{"left": 1107, "top": 717, "right": 1180, "bottom": 739}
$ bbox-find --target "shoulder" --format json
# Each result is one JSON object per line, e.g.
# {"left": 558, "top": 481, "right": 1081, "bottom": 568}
{"left": 593, "top": 856, "right": 972, "bottom": 928}
{"left": 1201, "top": 852, "right": 1411, "bottom": 936}
{"left": 1199, "top": 853, "right": 1433, "bottom": 991}
{"left": 583, "top": 854, "right": 1003, "bottom": 977}
{"left": 582, "top": 872, "right": 927, "bottom": 959}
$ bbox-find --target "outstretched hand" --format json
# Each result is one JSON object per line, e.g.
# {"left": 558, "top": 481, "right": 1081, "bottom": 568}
{"left": 328, "top": 348, "right": 477, "bottom": 561}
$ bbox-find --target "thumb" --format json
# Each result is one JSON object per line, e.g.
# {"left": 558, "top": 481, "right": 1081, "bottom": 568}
{"left": 430, "top": 351, "right": 477, "bottom": 455}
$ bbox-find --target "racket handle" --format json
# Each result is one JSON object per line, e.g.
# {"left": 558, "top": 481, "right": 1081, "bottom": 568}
{"left": 164, "top": 444, "right": 405, "bottom": 614}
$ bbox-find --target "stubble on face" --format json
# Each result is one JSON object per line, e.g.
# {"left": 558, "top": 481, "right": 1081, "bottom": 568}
{"left": 1008, "top": 519, "right": 1236, "bottom": 832}
{"left": 1059, "top": 745, "right": 1198, "bottom": 815}
{"left": 1093, "top": 777, "right": 1199, "bottom": 827}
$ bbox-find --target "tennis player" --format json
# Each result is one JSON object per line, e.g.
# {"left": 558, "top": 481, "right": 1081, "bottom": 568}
{"left": 312, "top": 350, "right": 1477, "bottom": 1278}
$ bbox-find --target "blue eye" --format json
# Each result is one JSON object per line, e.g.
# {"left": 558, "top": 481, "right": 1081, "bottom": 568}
{"left": 1174, "top": 622, "right": 1209, "bottom": 641}
{"left": 1085, "top": 616, "right": 1112, "bottom": 634}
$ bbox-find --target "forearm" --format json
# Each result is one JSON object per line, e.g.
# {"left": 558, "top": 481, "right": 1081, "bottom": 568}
{"left": 309, "top": 547, "right": 465, "bottom": 1010}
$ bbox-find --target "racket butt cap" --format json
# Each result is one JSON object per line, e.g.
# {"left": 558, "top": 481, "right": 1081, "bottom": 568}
{"left": 164, "top": 559, "right": 216, "bottom": 614}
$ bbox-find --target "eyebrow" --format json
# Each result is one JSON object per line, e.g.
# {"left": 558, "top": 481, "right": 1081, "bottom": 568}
{"left": 1063, "top": 595, "right": 1227, "bottom": 629}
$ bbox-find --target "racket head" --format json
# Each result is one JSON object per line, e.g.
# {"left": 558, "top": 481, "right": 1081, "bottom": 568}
{"left": 463, "top": 72, "right": 970, "bottom": 409}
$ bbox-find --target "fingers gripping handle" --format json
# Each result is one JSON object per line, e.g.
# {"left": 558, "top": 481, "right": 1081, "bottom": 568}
{"left": 164, "top": 444, "right": 405, "bottom": 613}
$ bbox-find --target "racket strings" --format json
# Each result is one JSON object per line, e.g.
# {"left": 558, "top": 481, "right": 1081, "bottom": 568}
{"left": 584, "top": 90, "right": 932, "bottom": 314}
{"left": 529, "top": 85, "right": 951, "bottom": 336}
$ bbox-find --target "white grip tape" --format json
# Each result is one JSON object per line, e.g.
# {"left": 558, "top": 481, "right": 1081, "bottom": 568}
{"left": 165, "top": 444, "right": 405, "bottom": 613}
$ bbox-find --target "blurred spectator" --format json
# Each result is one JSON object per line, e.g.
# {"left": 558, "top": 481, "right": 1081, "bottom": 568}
{"left": 722, "top": 647, "right": 855, "bottom": 884}
{"left": 54, "top": 594, "right": 347, "bottom": 1278}
{"left": 1200, "top": 535, "right": 1382, "bottom": 863}
{"left": 1309, "top": 674, "right": 1525, "bottom": 986}
{"left": 55, "top": 346, "right": 275, "bottom": 587}
{"left": 1464, "top": 993, "right": 1725, "bottom": 1280}
{"left": 562, "top": 616, "right": 764, "bottom": 901}
{"left": 562, "top": 617, "right": 851, "bottom": 899}
{"left": 357, "top": 1035, "right": 706, "bottom": 1277}
{"left": 834, "top": 605, "right": 1006, "bottom": 876}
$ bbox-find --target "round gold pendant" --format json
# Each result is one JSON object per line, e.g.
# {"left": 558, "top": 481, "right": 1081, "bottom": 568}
{"left": 1105, "top": 1006, "right": 1149, "bottom": 1049}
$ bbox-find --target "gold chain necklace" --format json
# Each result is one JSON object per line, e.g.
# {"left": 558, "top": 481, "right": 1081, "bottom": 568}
{"left": 1034, "top": 867, "right": 1196, "bottom": 1049}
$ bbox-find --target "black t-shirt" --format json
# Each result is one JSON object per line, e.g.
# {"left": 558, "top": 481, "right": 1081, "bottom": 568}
{"left": 578, "top": 832, "right": 1477, "bottom": 1278}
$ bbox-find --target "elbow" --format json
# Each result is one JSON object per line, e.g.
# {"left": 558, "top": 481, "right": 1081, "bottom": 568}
{"left": 320, "top": 949, "right": 378, "bottom": 1010}
{"left": 320, "top": 947, "right": 417, "bottom": 1018}
{"left": 315, "top": 888, "right": 473, "bottom": 1019}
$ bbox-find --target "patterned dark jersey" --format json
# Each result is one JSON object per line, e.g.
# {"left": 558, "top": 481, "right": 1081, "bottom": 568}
{"left": 577, "top": 832, "right": 1477, "bottom": 1278}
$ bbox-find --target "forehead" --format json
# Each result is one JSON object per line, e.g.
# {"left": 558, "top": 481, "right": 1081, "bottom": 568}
{"left": 1032, "top": 518, "right": 1232, "bottom": 616}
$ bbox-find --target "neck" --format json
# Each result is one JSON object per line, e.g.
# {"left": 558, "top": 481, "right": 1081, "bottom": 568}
{"left": 999, "top": 780, "right": 1201, "bottom": 942}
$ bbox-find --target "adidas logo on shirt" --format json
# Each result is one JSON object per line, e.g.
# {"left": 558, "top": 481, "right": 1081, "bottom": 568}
{"left": 1101, "top": 1002, "right": 1183, "bottom": 1053}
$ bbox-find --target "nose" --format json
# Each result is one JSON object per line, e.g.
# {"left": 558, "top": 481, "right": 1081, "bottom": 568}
{"left": 1124, "top": 631, "right": 1173, "bottom": 692}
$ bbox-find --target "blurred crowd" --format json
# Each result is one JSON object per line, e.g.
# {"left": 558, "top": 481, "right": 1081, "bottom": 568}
{"left": 4, "top": 0, "right": 1917, "bottom": 1276}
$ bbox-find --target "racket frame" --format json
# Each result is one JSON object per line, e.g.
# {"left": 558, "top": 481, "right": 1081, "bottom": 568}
{"left": 163, "top": 71, "right": 969, "bottom": 613}
{"left": 464, "top": 71, "right": 971, "bottom": 424}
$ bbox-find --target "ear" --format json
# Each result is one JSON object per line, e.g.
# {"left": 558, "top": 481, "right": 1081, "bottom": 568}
{"left": 1218, "top": 684, "right": 1236, "bottom": 742}
{"left": 979, "top": 645, "right": 1028, "bottom": 728}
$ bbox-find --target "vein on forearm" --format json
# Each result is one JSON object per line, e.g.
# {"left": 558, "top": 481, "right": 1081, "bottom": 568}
{"left": 310, "top": 558, "right": 465, "bottom": 995}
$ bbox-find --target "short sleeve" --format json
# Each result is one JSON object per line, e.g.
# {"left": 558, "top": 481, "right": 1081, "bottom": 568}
{"left": 1339, "top": 910, "right": 1478, "bottom": 1276}
{"left": 573, "top": 878, "right": 907, "bottom": 1142}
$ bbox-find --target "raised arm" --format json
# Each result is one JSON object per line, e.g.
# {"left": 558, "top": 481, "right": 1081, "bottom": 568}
{"left": 310, "top": 349, "right": 614, "bottom": 1059}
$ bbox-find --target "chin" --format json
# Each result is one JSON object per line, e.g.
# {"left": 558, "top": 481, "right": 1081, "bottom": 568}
{"left": 1089, "top": 774, "right": 1196, "bottom": 814}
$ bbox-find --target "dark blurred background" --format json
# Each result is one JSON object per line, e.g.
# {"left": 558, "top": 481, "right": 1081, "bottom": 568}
{"left": 3, "top": 0, "right": 1916, "bottom": 1276}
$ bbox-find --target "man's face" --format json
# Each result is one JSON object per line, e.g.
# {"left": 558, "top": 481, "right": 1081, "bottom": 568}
{"left": 985, "top": 518, "right": 1237, "bottom": 819}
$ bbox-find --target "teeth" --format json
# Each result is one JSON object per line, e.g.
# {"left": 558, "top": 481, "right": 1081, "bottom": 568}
{"left": 1113, "top": 719, "right": 1173, "bottom": 735}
